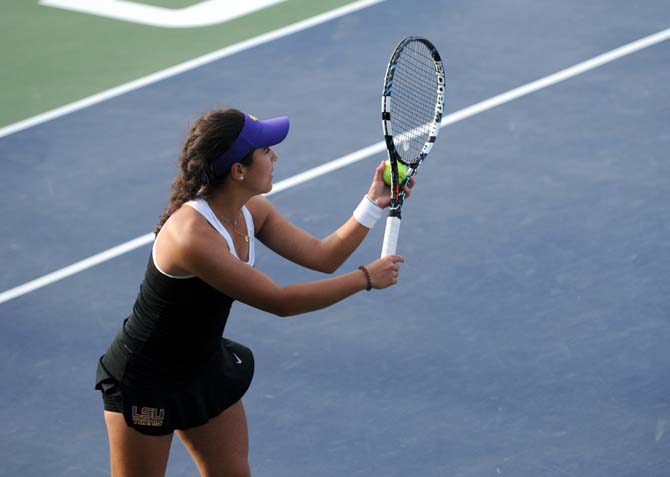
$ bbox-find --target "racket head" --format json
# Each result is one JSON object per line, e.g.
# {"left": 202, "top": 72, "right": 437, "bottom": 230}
{"left": 381, "top": 36, "right": 445, "bottom": 212}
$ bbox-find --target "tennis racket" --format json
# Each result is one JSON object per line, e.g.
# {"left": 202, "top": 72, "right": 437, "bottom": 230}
{"left": 380, "top": 36, "right": 445, "bottom": 257}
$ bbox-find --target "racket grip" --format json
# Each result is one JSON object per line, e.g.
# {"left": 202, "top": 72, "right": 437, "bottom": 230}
{"left": 381, "top": 216, "right": 401, "bottom": 257}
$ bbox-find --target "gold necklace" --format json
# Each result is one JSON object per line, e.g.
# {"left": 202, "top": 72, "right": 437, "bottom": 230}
{"left": 218, "top": 211, "right": 250, "bottom": 243}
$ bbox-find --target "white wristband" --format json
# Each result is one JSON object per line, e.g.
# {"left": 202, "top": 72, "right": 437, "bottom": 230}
{"left": 353, "top": 195, "right": 384, "bottom": 229}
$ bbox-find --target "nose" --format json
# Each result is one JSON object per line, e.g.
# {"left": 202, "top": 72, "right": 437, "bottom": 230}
{"left": 270, "top": 149, "right": 278, "bottom": 162}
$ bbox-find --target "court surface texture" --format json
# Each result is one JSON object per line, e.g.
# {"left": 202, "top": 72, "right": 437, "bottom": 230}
{"left": 1, "top": 1, "right": 669, "bottom": 475}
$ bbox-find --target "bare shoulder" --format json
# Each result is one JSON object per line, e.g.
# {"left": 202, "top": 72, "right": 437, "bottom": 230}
{"left": 245, "top": 195, "right": 276, "bottom": 234}
{"left": 162, "top": 204, "right": 216, "bottom": 249}
{"left": 156, "top": 205, "right": 228, "bottom": 275}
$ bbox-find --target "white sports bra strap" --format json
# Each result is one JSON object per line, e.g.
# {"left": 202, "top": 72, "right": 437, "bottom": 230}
{"left": 184, "top": 199, "right": 255, "bottom": 266}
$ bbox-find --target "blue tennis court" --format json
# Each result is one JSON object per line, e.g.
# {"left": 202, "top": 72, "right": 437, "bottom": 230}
{"left": 1, "top": 0, "right": 669, "bottom": 475}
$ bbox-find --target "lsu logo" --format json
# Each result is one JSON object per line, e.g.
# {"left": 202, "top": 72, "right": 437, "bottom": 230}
{"left": 132, "top": 406, "right": 165, "bottom": 427}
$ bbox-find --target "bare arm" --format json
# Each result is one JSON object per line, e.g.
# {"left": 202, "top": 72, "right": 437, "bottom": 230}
{"left": 249, "top": 161, "right": 414, "bottom": 273}
{"left": 159, "top": 207, "right": 403, "bottom": 317}
{"left": 249, "top": 197, "right": 370, "bottom": 273}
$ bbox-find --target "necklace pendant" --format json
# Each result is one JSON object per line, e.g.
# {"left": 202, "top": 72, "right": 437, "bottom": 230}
{"left": 245, "top": 234, "right": 250, "bottom": 243}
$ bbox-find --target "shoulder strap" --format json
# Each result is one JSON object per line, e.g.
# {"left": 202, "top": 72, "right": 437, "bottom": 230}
{"left": 185, "top": 199, "right": 254, "bottom": 266}
{"left": 241, "top": 206, "right": 255, "bottom": 266}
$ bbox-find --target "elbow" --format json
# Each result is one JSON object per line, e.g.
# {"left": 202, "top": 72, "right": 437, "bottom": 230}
{"left": 263, "top": 290, "right": 300, "bottom": 318}
{"left": 275, "top": 308, "right": 296, "bottom": 318}
{"left": 304, "top": 261, "right": 338, "bottom": 274}
{"left": 319, "top": 263, "right": 339, "bottom": 274}
{"left": 314, "top": 255, "right": 342, "bottom": 274}
{"left": 311, "top": 243, "right": 343, "bottom": 274}
{"left": 265, "top": 285, "right": 321, "bottom": 317}
{"left": 243, "top": 279, "right": 308, "bottom": 318}
{"left": 271, "top": 304, "right": 300, "bottom": 318}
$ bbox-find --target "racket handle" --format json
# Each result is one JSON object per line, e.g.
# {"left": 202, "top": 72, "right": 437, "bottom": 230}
{"left": 381, "top": 216, "right": 401, "bottom": 257}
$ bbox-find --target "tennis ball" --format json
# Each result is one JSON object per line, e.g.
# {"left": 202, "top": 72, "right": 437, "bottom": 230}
{"left": 382, "top": 160, "right": 408, "bottom": 187}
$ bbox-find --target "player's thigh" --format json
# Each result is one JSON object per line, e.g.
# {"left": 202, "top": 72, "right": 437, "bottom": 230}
{"left": 104, "top": 410, "right": 173, "bottom": 477}
{"left": 176, "top": 400, "right": 250, "bottom": 477}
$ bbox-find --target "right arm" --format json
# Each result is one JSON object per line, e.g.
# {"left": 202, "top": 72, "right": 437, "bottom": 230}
{"left": 159, "top": 207, "right": 403, "bottom": 317}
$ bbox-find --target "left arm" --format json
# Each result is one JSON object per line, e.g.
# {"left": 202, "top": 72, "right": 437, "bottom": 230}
{"left": 251, "top": 198, "right": 370, "bottom": 273}
{"left": 248, "top": 161, "right": 414, "bottom": 273}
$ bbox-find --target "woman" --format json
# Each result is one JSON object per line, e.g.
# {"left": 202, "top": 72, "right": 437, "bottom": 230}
{"left": 95, "top": 108, "right": 411, "bottom": 477}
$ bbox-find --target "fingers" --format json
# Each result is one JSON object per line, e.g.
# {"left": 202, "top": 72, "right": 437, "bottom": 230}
{"left": 366, "top": 161, "right": 392, "bottom": 209}
{"left": 387, "top": 255, "right": 403, "bottom": 283}
{"left": 386, "top": 254, "right": 405, "bottom": 265}
{"left": 374, "top": 160, "right": 386, "bottom": 181}
{"left": 366, "top": 255, "right": 405, "bottom": 289}
{"left": 403, "top": 176, "right": 416, "bottom": 197}
{"left": 368, "top": 161, "right": 386, "bottom": 189}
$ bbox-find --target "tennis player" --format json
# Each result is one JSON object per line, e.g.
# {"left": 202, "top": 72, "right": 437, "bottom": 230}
{"left": 95, "top": 108, "right": 413, "bottom": 477}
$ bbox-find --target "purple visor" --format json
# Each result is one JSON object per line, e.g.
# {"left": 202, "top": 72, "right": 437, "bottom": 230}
{"left": 212, "top": 113, "right": 289, "bottom": 178}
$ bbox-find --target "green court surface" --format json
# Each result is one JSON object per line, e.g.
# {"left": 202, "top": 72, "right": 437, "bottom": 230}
{"left": 0, "top": 0, "right": 359, "bottom": 129}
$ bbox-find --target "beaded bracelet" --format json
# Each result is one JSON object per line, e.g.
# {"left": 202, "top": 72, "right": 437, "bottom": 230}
{"left": 358, "top": 265, "right": 372, "bottom": 291}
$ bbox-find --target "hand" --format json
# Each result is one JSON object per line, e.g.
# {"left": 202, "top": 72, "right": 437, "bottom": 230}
{"left": 367, "top": 161, "right": 416, "bottom": 209}
{"left": 365, "top": 254, "right": 404, "bottom": 289}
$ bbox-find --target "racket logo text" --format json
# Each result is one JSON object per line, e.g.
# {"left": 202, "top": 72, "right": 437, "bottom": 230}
{"left": 435, "top": 62, "right": 445, "bottom": 117}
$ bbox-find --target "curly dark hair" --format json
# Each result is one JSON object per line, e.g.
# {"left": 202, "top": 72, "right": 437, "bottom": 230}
{"left": 154, "top": 108, "right": 254, "bottom": 233}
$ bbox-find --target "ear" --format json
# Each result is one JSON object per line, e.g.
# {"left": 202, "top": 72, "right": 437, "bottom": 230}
{"left": 229, "top": 163, "right": 246, "bottom": 181}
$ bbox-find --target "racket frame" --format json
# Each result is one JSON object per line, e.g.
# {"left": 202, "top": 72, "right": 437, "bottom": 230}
{"left": 380, "top": 36, "right": 445, "bottom": 257}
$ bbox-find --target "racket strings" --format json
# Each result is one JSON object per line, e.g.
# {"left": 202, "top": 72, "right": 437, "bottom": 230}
{"left": 388, "top": 41, "right": 440, "bottom": 163}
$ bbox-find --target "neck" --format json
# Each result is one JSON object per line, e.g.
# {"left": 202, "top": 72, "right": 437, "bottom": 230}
{"left": 206, "top": 182, "right": 252, "bottom": 221}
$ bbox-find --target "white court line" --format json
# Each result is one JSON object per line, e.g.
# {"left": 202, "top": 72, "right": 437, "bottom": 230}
{"left": 39, "top": 0, "right": 288, "bottom": 29}
{"left": 0, "top": 27, "right": 668, "bottom": 305}
{"left": 0, "top": 0, "right": 385, "bottom": 139}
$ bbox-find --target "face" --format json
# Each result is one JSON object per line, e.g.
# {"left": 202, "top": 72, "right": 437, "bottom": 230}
{"left": 245, "top": 146, "right": 278, "bottom": 193}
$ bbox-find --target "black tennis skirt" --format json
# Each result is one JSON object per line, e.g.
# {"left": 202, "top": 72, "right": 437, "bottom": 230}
{"left": 95, "top": 338, "right": 254, "bottom": 436}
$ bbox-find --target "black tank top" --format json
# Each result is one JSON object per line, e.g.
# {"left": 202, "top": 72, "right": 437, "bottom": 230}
{"left": 101, "top": 200, "right": 255, "bottom": 385}
{"left": 101, "top": 254, "right": 234, "bottom": 384}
